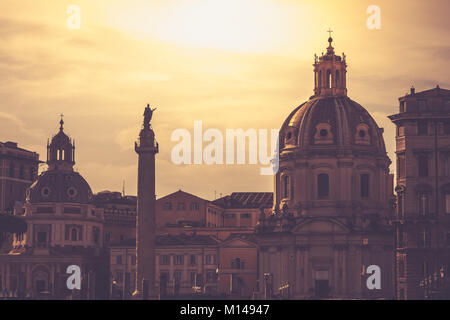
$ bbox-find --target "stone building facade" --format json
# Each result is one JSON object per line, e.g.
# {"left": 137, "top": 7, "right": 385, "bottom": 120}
{"left": 0, "top": 141, "right": 40, "bottom": 215}
{"left": 0, "top": 119, "right": 108, "bottom": 299}
{"left": 389, "top": 86, "right": 450, "bottom": 300}
{"left": 256, "top": 37, "right": 395, "bottom": 299}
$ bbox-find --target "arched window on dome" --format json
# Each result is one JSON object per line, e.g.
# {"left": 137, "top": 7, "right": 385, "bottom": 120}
{"left": 318, "top": 173, "right": 329, "bottom": 198}
{"left": 326, "top": 70, "right": 332, "bottom": 89}
{"left": 335, "top": 70, "right": 340, "bottom": 87}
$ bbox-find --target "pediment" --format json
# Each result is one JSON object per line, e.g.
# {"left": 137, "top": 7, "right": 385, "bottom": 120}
{"left": 220, "top": 238, "right": 256, "bottom": 248}
{"left": 292, "top": 218, "right": 349, "bottom": 234}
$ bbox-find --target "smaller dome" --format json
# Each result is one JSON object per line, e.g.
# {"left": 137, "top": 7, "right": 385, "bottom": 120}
{"left": 50, "top": 130, "right": 71, "bottom": 147}
{"left": 27, "top": 170, "right": 93, "bottom": 204}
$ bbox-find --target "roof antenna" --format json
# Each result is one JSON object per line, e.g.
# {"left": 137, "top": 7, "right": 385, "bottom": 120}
{"left": 122, "top": 180, "right": 125, "bottom": 196}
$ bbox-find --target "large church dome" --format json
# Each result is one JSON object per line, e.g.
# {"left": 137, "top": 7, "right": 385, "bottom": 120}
{"left": 279, "top": 95, "right": 387, "bottom": 156}
{"left": 271, "top": 35, "right": 392, "bottom": 217}
{"left": 278, "top": 36, "right": 387, "bottom": 158}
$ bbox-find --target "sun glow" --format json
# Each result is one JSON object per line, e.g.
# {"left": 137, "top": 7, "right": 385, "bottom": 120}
{"left": 105, "top": 0, "right": 312, "bottom": 53}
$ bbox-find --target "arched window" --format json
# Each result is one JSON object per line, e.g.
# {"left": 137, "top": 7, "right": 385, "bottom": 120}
{"left": 318, "top": 71, "right": 322, "bottom": 88}
{"left": 71, "top": 228, "right": 78, "bottom": 241}
{"left": 282, "top": 175, "right": 290, "bottom": 199}
{"left": 360, "top": 174, "right": 370, "bottom": 198}
{"left": 326, "top": 70, "right": 332, "bottom": 88}
{"left": 336, "top": 70, "right": 340, "bottom": 87}
{"left": 318, "top": 173, "right": 329, "bottom": 198}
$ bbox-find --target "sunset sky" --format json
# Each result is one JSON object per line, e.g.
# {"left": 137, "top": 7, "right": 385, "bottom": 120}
{"left": 1, "top": 0, "right": 449, "bottom": 200}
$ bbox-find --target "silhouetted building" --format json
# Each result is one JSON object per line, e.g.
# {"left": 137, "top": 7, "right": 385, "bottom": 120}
{"left": 0, "top": 141, "right": 40, "bottom": 214}
{"left": 93, "top": 191, "right": 136, "bottom": 244}
{"left": 256, "top": 36, "right": 395, "bottom": 299}
{"left": 0, "top": 119, "right": 107, "bottom": 299}
{"left": 389, "top": 85, "right": 450, "bottom": 300}
{"left": 110, "top": 233, "right": 259, "bottom": 299}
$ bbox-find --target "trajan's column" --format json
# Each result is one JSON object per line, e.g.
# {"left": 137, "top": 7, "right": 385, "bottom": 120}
{"left": 133, "top": 104, "right": 158, "bottom": 299}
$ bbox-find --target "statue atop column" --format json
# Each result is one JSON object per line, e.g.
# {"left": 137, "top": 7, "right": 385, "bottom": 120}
{"left": 143, "top": 104, "right": 157, "bottom": 129}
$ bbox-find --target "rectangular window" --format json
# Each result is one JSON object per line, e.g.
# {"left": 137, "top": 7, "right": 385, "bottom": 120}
{"left": 190, "top": 272, "right": 196, "bottom": 286}
{"left": 189, "top": 255, "right": 196, "bottom": 266}
{"left": 360, "top": 174, "right": 370, "bottom": 198}
{"left": 36, "top": 207, "right": 54, "bottom": 214}
{"left": 397, "top": 227, "right": 405, "bottom": 248}
{"left": 419, "top": 194, "right": 429, "bottom": 216}
{"left": 418, "top": 157, "right": 429, "bottom": 177}
{"left": 37, "top": 232, "right": 47, "bottom": 243}
{"left": 241, "top": 213, "right": 251, "bottom": 219}
{"left": 422, "top": 261, "right": 429, "bottom": 277}
{"left": 418, "top": 100, "right": 428, "bottom": 113}
{"left": 399, "top": 260, "right": 405, "bottom": 277}
{"left": 206, "top": 254, "right": 217, "bottom": 265}
{"left": 397, "top": 193, "right": 404, "bottom": 219}
{"left": 206, "top": 270, "right": 216, "bottom": 283}
{"left": 418, "top": 121, "right": 428, "bottom": 135}
{"left": 399, "top": 289, "right": 405, "bottom": 300}
{"left": 318, "top": 174, "right": 329, "bottom": 198}
{"left": 177, "top": 202, "right": 186, "bottom": 211}
{"left": 418, "top": 230, "right": 431, "bottom": 248}
{"left": 116, "top": 255, "right": 123, "bottom": 265}
{"left": 163, "top": 202, "right": 172, "bottom": 210}
{"left": 174, "top": 255, "right": 184, "bottom": 265}
{"left": 446, "top": 194, "right": 450, "bottom": 214}
{"left": 159, "top": 255, "right": 170, "bottom": 265}
{"left": 282, "top": 175, "right": 290, "bottom": 199}
{"left": 63, "top": 207, "right": 81, "bottom": 214}
{"left": 444, "top": 122, "right": 450, "bottom": 135}
{"left": 173, "top": 271, "right": 182, "bottom": 281}
{"left": 397, "top": 154, "right": 406, "bottom": 179}
{"left": 190, "top": 202, "right": 200, "bottom": 211}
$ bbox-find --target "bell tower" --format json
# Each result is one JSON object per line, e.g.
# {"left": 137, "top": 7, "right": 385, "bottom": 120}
{"left": 313, "top": 30, "right": 347, "bottom": 97}
{"left": 133, "top": 104, "right": 159, "bottom": 299}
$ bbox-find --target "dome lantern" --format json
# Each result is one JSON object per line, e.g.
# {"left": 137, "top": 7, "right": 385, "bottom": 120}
{"left": 313, "top": 31, "right": 347, "bottom": 97}
{"left": 46, "top": 115, "right": 75, "bottom": 171}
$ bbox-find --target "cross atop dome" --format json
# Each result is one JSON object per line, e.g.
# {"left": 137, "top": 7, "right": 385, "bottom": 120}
{"left": 59, "top": 113, "right": 64, "bottom": 131}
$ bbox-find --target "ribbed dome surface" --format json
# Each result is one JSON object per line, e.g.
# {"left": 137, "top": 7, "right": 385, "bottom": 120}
{"left": 27, "top": 170, "right": 93, "bottom": 204}
{"left": 279, "top": 95, "right": 386, "bottom": 155}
